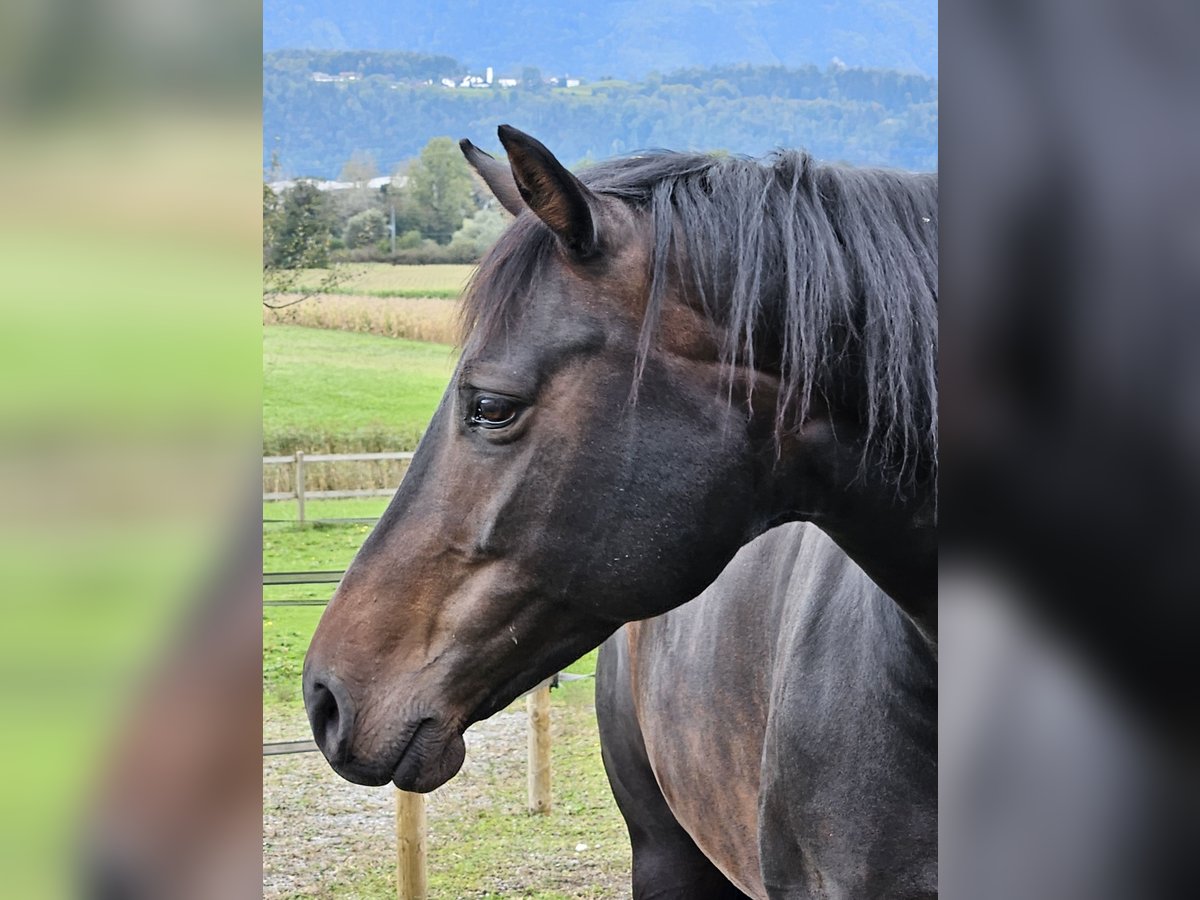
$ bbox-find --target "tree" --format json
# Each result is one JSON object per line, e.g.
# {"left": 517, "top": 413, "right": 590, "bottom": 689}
{"left": 269, "top": 181, "right": 335, "bottom": 268}
{"left": 405, "top": 137, "right": 478, "bottom": 244}
{"left": 339, "top": 151, "right": 378, "bottom": 187}
{"left": 263, "top": 180, "right": 346, "bottom": 309}
{"left": 331, "top": 152, "right": 383, "bottom": 226}
{"left": 385, "top": 162, "right": 426, "bottom": 237}
{"left": 344, "top": 208, "right": 388, "bottom": 248}
{"left": 521, "top": 66, "right": 545, "bottom": 92}
{"left": 448, "top": 207, "right": 509, "bottom": 259}
{"left": 263, "top": 181, "right": 283, "bottom": 262}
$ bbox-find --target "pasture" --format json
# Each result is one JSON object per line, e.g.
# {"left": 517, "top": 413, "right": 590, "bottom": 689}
{"left": 263, "top": 498, "right": 387, "bottom": 707}
{"left": 263, "top": 325, "right": 457, "bottom": 456}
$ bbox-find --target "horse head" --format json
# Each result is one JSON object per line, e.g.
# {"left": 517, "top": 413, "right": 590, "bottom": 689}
{"left": 303, "top": 125, "right": 937, "bottom": 791}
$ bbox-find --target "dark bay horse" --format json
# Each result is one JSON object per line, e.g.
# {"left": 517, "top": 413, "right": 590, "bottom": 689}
{"left": 597, "top": 522, "right": 936, "bottom": 898}
{"left": 303, "top": 126, "right": 937, "bottom": 894}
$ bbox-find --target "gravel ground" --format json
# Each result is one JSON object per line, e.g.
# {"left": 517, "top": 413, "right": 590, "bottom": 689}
{"left": 264, "top": 700, "right": 632, "bottom": 899}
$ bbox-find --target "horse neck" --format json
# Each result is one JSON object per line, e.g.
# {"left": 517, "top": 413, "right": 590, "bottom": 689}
{"left": 765, "top": 420, "right": 937, "bottom": 640}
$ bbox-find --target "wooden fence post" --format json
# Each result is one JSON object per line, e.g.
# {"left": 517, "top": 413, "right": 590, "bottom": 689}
{"left": 295, "top": 450, "right": 306, "bottom": 524}
{"left": 395, "top": 789, "right": 427, "bottom": 900}
{"left": 527, "top": 681, "right": 552, "bottom": 814}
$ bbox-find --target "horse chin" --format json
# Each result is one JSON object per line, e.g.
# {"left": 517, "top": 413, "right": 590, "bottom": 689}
{"left": 389, "top": 724, "right": 467, "bottom": 794}
{"left": 324, "top": 760, "right": 393, "bottom": 788}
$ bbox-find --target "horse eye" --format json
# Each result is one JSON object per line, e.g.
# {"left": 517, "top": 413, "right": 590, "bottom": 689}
{"left": 472, "top": 396, "right": 519, "bottom": 428}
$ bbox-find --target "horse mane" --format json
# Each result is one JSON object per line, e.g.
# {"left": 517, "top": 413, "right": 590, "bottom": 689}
{"left": 461, "top": 150, "right": 938, "bottom": 487}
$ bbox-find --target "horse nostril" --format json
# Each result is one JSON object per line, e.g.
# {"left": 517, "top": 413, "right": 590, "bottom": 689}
{"left": 310, "top": 682, "right": 339, "bottom": 743}
{"left": 303, "top": 669, "right": 355, "bottom": 766}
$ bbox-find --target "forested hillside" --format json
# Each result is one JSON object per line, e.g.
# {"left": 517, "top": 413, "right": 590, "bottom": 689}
{"left": 264, "top": 51, "right": 938, "bottom": 178}
{"left": 263, "top": 0, "right": 937, "bottom": 79}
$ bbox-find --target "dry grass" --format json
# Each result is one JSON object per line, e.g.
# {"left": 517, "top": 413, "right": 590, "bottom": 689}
{"left": 264, "top": 294, "right": 461, "bottom": 345}
{"left": 263, "top": 456, "right": 411, "bottom": 496}
{"left": 292, "top": 263, "right": 476, "bottom": 297}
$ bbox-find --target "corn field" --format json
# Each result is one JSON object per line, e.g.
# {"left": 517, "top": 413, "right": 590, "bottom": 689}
{"left": 264, "top": 293, "right": 461, "bottom": 345}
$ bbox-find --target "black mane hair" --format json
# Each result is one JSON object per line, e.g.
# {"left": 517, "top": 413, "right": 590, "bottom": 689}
{"left": 461, "top": 150, "right": 937, "bottom": 486}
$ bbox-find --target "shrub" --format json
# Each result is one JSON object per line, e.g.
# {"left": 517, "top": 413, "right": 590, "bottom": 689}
{"left": 447, "top": 207, "right": 508, "bottom": 258}
{"left": 396, "top": 228, "right": 424, "bottom": 250}
{"left": 344, "top": 208, "right": 388, "bottom": 248}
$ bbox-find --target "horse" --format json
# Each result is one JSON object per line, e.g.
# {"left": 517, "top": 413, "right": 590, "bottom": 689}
{"left": 596, "top": 521, "right": 936, "bottom": 898}
{"left": 303, "top": 125, "right": 937, "bottom": 895}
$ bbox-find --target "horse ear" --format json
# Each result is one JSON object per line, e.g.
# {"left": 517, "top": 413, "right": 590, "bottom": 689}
{"left": 458, "top": 139, "right": 525, "bottom": 217}
{"left": 496, "top": 124, "right": 599, "bottom": 258}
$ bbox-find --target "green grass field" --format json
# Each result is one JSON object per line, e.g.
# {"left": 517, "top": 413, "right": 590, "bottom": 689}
{"left": 263, "top": 325, "right": 457, "bottom": 455}
{"left": 294, "top": 263, "right": 476, "bottom": 298}
{"left": 264, "top": 504, "right": 379, "bottom": 707}
{"left": 262, "top": 495, "right": 388, "bottom": 524}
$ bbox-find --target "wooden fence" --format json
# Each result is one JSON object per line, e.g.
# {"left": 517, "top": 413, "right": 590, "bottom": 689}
{"left": 263, "top": 450, "right": 414, "bottom": 523}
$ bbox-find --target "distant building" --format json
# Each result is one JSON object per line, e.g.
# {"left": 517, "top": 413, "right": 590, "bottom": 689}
{"left": 268, "top": 175, "right": 408, "bottom": 195}
{"left": 497, "top": 78, "right": 518, "bottom": 88}
{"left": 310, "top": 71, "right": 361, "bottom": 84}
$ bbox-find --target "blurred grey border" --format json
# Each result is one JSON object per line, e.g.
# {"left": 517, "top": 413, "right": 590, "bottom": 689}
{"left": 942, "top": 0, "right": 1200, "bottom": 897}
{"left": 0, "top": 0, "right": 263, "bottom": 897}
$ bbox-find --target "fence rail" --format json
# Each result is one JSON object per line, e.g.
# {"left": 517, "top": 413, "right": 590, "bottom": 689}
{"left": 263, "top": 450, "right": 414, "bottom": 522}
{"left": 263, "top": 569, "right": 343, "bottom": 606}
{"left": 263, "top": 570, "right": 345, "bottom": 585}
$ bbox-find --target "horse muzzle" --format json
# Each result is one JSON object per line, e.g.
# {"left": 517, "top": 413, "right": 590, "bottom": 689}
{"left": 302, "top": 663, "right": 467, "bottom": 792}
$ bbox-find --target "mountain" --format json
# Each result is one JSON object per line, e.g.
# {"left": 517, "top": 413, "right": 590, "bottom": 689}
{"left": 264, "top": 52, "right": 938, "bottom": 179}
{"left": 263, "top": 1, "right": 937, "bottom": 80}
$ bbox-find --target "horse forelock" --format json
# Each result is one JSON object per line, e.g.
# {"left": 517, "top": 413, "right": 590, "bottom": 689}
{"left": 460, "top": 150, "right": 938, "bottom": 488}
